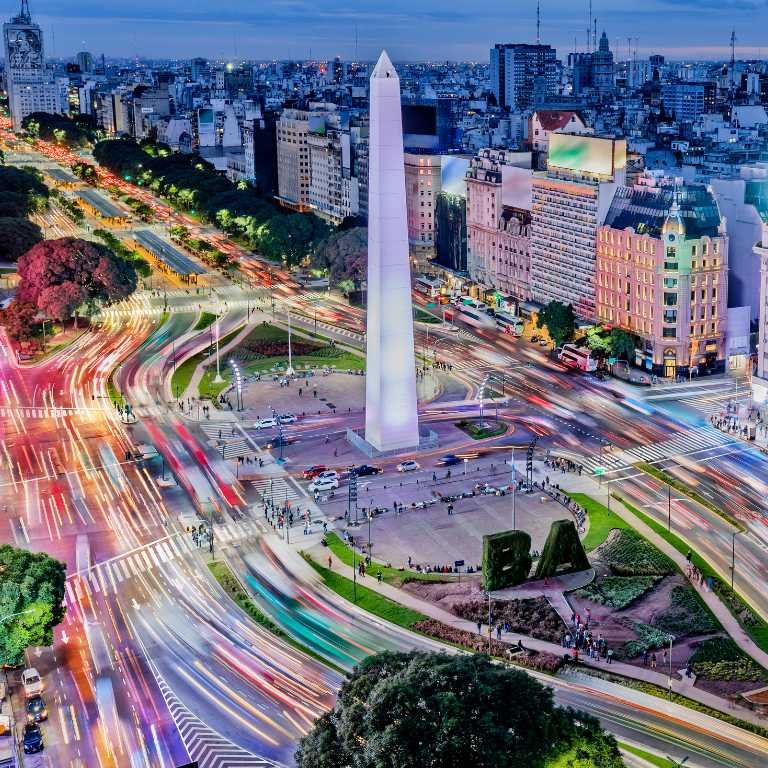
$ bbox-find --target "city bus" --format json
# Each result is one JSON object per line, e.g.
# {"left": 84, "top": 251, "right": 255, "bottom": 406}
{"left": 414, "top": 277, "right": 443, "bottom": 299}
{"left": 558, "top": 344, "right": 598, "bottom": 372}
{"left": 494, "top": 311, "right": 524, "bottom": 335}
{"left": 454, "top": 307, "right": 495, "bottom": 330}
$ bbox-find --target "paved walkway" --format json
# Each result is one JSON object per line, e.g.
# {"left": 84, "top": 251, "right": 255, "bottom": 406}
{"left": 306, "top": 538, "right": 767, "bottom": 726}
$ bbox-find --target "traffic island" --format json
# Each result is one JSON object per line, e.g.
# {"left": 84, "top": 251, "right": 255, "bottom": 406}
{"left": 455, "top": 418, "right": 508, "bottom": 440}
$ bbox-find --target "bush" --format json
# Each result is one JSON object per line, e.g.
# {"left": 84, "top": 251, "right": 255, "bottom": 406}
{"left": 535, "top": 519, "right": 590, "bottom": 578}
{"left": 599, "top": 529, "right": 674, "bottom": 576}
{"left": 688, "top": 635, "right": 767, "bottom": 684}
{"left": 574, "top": 576, "right": 659, "bottom": 610}
{"left": 619, "top": 621, "right": 671, "bottom": 659}
{"left": 453, "top": 596, "right": 565, "bottom": 642}
{"left": 653, "top": 586, "right": 719, "bottom": 636}
{"left": 482, "top": 529, "right": 532, "bottom": 590}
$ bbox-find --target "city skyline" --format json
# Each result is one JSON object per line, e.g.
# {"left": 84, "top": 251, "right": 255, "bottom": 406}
{"left": 6, "top": 0, "right": 768, "bottom": 62}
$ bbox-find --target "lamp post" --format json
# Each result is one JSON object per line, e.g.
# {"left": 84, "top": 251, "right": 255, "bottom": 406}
{"left": 213, "top": 310, "right": 224, "bottom": 384}
{"left": 286, "top": 310, "right": 295, "bottom": 376}
{"left": 731, "top": 530, "right": 741, "bottom": 589}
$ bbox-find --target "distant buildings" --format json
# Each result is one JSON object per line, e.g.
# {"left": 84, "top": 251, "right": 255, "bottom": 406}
{"left": 598, "top": 185, "right": 728, "bottom": 377}
{"left": 568, "top": 32, "right": 615, "bottom": 99}
{"left": 661, "top": 81, "right": 716, "bottom": 123}
{"left": 490, "top": 43, "right": 558, "bottom": 110}
{"left": 3, "top": 0, "right": 65, "bottom": 130}
{"left": 530, "top": 133, "right": 626, "bottom": 319}
{"left": 276, "top": 107, "right": 322, "bottom": 211}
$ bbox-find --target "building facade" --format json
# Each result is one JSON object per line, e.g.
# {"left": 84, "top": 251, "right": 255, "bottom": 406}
{"left": 307, "top": 126, "right": 359, "bottom": 225}
{"left": 530, "top": 133, "right": 626, "bottom": 319}
{"left": 3, "top": 1, "right": 63, "bottom": 130}
{"left": 404, "top": 153, "right": 441, "bottom": 252}
{"left": 490, "top": 43, "right": 558, "bottom": 110}
{"left": 466, "top": 148, "right": 532, "bottom": 299}
{"left": 598, "top": 185, "right": 728, "bottom": 377}
{"left": 276, "top": 108, "right": 313, "bottom": 210}
{"left": 661, "top": 81, "right": 717, "bottom": 123}
{"left": 752, "top": 222, "right": 768, "bottom": 404}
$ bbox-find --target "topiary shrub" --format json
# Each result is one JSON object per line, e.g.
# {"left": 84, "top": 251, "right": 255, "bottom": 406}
{"left": 482, "top": 530, "right": 532, "bottom": 591}
{"left": 534, "top": 519, "right": 590, "bottom": 579}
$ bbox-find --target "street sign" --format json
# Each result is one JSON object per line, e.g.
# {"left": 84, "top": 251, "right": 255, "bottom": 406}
{"left": 593, "top": 467, "right": 606, "bottom": 476}
{"left": 608, "top": 357, "right": 617, "bottom": 365}
{"left": 426, "top": 302, "right": 437, "bottom": 309}
{"left": 454, "top": 559, "right": 465, "bottom": 568}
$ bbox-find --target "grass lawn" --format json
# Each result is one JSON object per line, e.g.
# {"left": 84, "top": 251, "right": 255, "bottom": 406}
{"left": 414, "top": 308, "right": 440, "bottom": 324}
{"left": 324, "top": 532, "right": 454, "bottom": 587}
{"left": 635, "top": 462, "right": 744, "bottom": 531}
{"left": 618, "top": 743, "right": 674, "bottom": 768}
{"left": 569, "top": 492, "right": 633, "bottom": 551}
{"left": 613, "top": 493, "right": 768, "bottom": 654}
{"left": 171, "top": 325, "right": 243, "bottom": 398}
{"left": 303, "top": 553, "right": 427, "bottom": 629}
{"left": 199, "top": 367, "right": 232, "bottom": 400}
{"left": 208, "top": 560, "right": 343, "bottom": 673}
{"left": 194, "top": 311, "right": 217, "bottom": 331}
{"left": 455, "top": 418, "right": 508, "bottom": 440}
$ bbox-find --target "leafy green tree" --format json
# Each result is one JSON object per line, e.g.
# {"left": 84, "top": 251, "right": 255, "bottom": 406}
{"left": 609, "top": 329, "right": 636, "bottom": 362}
{"left": 0, "top": 545, "right": 66, "bottom": 666}
{"left": 585, "top": 327, "right": 611, "bottom": 357}
{"left": 0, "top": 217, "right": 43, "bottom": 262}
{"left": 296, "top": 652, "right": 623, "bottom": 768}
{"left": 536, "top": 301, "right": 575, "bottom": 347}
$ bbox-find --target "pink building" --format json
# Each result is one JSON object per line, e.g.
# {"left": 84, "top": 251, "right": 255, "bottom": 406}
{"left": 404, "top": 152, "right": 441, "bottom": 261}
{"left": 466, "top": 149, "right": 533, "bottom": 300}
{"left": 597, "top": 185, "right": 728, "bottom": 378}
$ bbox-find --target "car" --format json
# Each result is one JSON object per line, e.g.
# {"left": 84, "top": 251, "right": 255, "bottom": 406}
{"left": 351, "top": 464, "right": 382, "bottom": 477}
{"left": 278, "top": 413, "right": 297, "bottom": 424}
{"left": 530, "top": 335, "right": 540, "bottom": 343}
{"left": 23, "top": 723, "right": 43, "bottom": 754}
{"left": 21, "top": 668, "right": 42, "bottom": 698}
{"left": 397, "top": 460, "right": 420, "bottom": 472}
{"left": 254, "top": 417, "right": 278, "bottom": 429}
{"left": 303, "top": 465, "right": 328, "bottom": 479}
{"left": 437, "top": 454, "right": 461, "bottom": 466}
{"left": 309, "top": 477, "right": 339, "bottom": 493}
{"left": 539, "top": 339, "right": 549, "bottom": 347}
{"left": 25, "top": 695, "right": 47, "bottom": 723}
{"left": 317, "top": 470, "right": 339, "bottom": 482}
{"left": 264, "top": 435, "right": 297, "bottom": 449}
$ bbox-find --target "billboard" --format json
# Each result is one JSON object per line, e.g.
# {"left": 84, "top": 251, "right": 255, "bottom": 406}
{"left": 548, "top": 133, "right": 626, "bottom": 177}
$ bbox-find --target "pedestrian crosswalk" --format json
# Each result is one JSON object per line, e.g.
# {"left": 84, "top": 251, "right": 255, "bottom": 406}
{"left": 199, "top": 422, "right": 240, "bottom": 440}
{"left": 0, "top": 405, "right": 101, "bottom": 419}
{"left": 198, "top": 423, "right": 252, "bottom": 459}
{"left": 580, "top": 427, "right": 742, "bottom": 475}
{"left": 677, "top": 392, "right": 749, "bottom": 417}
{"left": 250, "top": 476, "right": 304, "bottom": 504}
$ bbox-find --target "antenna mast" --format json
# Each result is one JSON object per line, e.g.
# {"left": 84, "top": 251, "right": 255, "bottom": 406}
{"left": 536, "top": 1, "right": 541, "bottom": 45}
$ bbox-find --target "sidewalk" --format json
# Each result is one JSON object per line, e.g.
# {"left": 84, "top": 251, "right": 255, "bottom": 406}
{"left": 306, "top": 537, "right": 768, "bottom": 726}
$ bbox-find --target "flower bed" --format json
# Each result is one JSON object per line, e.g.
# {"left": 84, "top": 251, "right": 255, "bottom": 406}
{"left": 412, "top": 619, "right": 565, "bottom": 672}
{"left": 599, "top": 529, "right": 675, "bottom": 577}
{"left": 452, "top": 596, "right": 565, "bottom": 642}
{"left": 689, "top": 637, "right": 768, "bottom": 682}
{"left": 574, "top": 576, "right": 659, "bottom": 610}
{"left": 653, "top": 585, "right": 719, "bottom": 635}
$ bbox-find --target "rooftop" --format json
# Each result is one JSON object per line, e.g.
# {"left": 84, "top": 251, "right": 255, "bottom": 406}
{"left": 76, "top": 188, "right": 126, "bottom": 219}
{"left": 132, "top": 230, "right": 206, "bottom": 276}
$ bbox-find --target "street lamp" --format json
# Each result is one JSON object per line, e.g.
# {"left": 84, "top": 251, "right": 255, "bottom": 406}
{"left": 730, "top": 530, "right": 742, "bottom": 589}
{"left": 463, "top": 457, "right": 468, "bottom": 475}
{"left": 507, "top": 448, "right": 516, "bottom": 530}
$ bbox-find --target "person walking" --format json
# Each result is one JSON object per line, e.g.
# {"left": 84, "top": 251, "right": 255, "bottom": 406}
{"left": 607, "top": 648, "right": 613, "bottom": 665}
{"left": 650, "top": 652, "right": 657, "bottom": 669}
{"left": 476, "top": 620, "right": 482, "bottom": 635}
{"left": 328, "top": 556, "right": 332, "bottom": 569}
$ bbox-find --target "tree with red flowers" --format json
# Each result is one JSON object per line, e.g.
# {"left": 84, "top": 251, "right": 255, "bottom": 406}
{"left": 1, "top": 300, "right": 40, "bottom": 342}
{"left": 16, "top": 238, "right": 137, "bottom": 322}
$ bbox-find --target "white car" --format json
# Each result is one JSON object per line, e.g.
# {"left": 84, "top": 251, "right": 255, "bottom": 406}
{"left": 254, "top": 417, "right": 278, "bottom": 429}
{"left": 278, "top": 413, "right": 297, "bottom": 424}
{"left": 309, "top": 477, "right": 339, "bottom": 494}
{"left": 397, "top": 460, "right": 420, "bottom": 473}
{"left": 317, "top": 470, "right": 339, "bottom": 482}
{"left": 22, "top": 669, "right": 42, "bottom": 698}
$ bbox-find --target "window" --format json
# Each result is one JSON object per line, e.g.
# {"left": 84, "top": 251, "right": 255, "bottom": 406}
{"left": 664, "top": 292, "right": 678, "bottom": 306}
{"left": 663, "top": 328, "right": 676, "bottom": 338}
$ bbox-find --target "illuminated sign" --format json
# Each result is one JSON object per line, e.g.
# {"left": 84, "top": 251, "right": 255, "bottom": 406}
{"left": 548, "top": 133, "right": 627, "bottom": 177}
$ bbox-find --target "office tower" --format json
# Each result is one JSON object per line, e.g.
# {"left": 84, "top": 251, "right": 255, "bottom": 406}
{"left": 404, "top": 153, "right": 441, "bottom": 252}
{"left": 754, "top": 225, "right": 768, "bottom": 404}
{"left": 308, "top": 119, "right": 359, "bottom": 225}
{"left": 364, "top": 50, "right": 419, "bottom": 453}
{"left": 530, "top": 133, "right": 626, "bottom": 319}
{"left": 598, "top": 185, "right": 727, "bottom": 377}
{"left": 3, "top": 1, "right": 63, "bottom": 130}
{"left": 592, "top": 32, "right": 615, "bottom": 97}
{"left": 76, "top": 51, "right": 93, "bottom": 74}
{"left": 490, "top": 43, "right": 558, "bottom": 110}
{"left": 191, "top": 57, "right": 208, "bottom": 82}
{"left": 661, "top": 81, "right": 717, "bottom": 122}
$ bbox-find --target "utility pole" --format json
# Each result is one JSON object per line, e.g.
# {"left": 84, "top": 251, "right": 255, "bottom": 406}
{"left": 213, "top": 311, "right": 223, "bottom": 383}
{"left": 536, "top": 0, "right": 541, "bottom": 45}
{"left": 667, "top": 482, "right": 672, "bottom": 531}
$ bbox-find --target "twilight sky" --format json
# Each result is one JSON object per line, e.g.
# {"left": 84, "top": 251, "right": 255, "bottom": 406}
{"left": 7, "top": 0, "right": 768, "bottom": 62}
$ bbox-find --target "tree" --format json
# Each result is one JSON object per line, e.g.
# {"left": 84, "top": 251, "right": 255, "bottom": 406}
{"left": 296, "top": 652, "right": 623, "bottom": 768}
{"left": 312, "top": 227, "right": 367, "bottom": 284}
{"left": 0, "top": 166, "right": 49, "bottom": 216}
{"left": 0, "top": 544, "right": 66, "bottom": 667}
{"left": 534, "top": 520, "right": 590, "bottom": 579}
{"left": 610, "top": 329, "right": 636, "bottom": 362}
{"left": 71, "top": 162, "right": 98, "bottom": 185}
{"left": 483, "top": 530, "right": 532, "bottom": 590}
{"left": 536, "top": 301, "right": 575, "bottom": 347}
{"left": 1, "top": 300, "right": 40, "bottom": 342}
{"left": 0, "top": 217, "right": 43, "bottom": 262}
{"left": 585, "top": 326, "right": 611, "bottom": 358}
{"left": 16, "top": 238, "right": 138, "bottom": 322}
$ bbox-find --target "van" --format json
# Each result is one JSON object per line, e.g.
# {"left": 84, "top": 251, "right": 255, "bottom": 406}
{"left": 21, "top": 669, "right": 42, "bottom": 698}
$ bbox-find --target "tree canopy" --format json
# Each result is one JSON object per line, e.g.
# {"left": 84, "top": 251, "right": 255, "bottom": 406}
{"left": 537, "top": 301, "right": 576, "bottom": 347}
{"left": 0, "top": 166, "right": 49, "bottom": 218}
{"left": 311, "top": 226, "right": 367, "bottom": 285}
{"left": 0, "top": 544, "right": 66, "bottom": 666}
{"left": 22, "top": 112, "right": 96, "bottom": 147}
{"left": 295, "top": 651, "right": 624, "bottom": 768}
{"left": 0, "top": 217, "right": 43, "bottom": 262}
{"left": 93, "top": 138, "right": 329, "bottom": 266}
{"left": 16, "top": 237, "right": 138, "bottom": 321}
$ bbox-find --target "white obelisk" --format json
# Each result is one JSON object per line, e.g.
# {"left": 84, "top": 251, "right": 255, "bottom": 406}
{"left": 364, "top": 50, "right": 420, "bottom": 452}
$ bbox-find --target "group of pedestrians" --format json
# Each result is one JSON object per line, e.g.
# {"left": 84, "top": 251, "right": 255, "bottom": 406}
{"left": 561, "top": 612, "right": 613, "bottom": 664}
{"left": 544, "top": 456, "right": 584, "bottom": 475}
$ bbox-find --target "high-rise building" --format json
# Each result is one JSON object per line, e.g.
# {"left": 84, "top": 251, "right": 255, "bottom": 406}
{"left": 190, "top": 57, "right": 208, "bottom": 82}
{"left": 404, "top": 153, "right": 441, "bottom": 252}
{"left": 490, "top": 43, "right": 558, "bottom": 110}
{"left": 661, "top": 81, "right": 717, "bottom": 123}
{"left": 592, "top": 32, "right": 615, "bottom": 98}
{"left": 308, "top": 119, "right": 359, "bottom": 225}
{"left": 3, "top": 1, "right": 63, "bottom": 130}
{"left": 76, "top": 51, "right": 93, "bottom": 74}
{"left": 466, "top": 149, "right": 533, "bottom": 300}
{"left": 753, "top": 222, "right": 768, "bottom": 405}
{"left": 598, "top": 185, "right": 728, "bottom": 377}
{"left": 530, "top": 133, "right": 626, "bottom": 319}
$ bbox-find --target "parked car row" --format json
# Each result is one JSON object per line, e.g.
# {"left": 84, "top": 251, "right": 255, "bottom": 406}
{"left": 21, "top": 668, "right": 45, "bottom": 754}
{"left": 253, "top": 413, "right": 298, "bottom": 429}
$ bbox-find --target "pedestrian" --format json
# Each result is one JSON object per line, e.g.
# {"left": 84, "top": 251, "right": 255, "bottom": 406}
{"left": 496, "top": 625, "right": 502, "bottom": 640}
{"left": 377, "top": 571, "right": 382, "bottom": 583}
{"left": 607, "top": 648, "right": 613, "bottom": 664}
{"left": 328, "top": 556, "right": 332, "bottom": 569}
{"left": 642, "top": 650, "right": 649, "bottom": 666}
{"left": 476, "top": 620, "right": 482, "bottom": 635}
{"left": 650, "top": 653, "right": 657, "bottom": 669}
